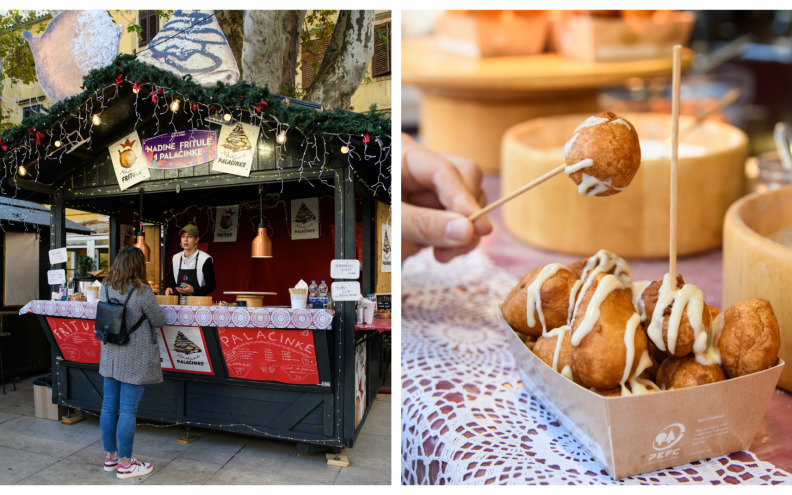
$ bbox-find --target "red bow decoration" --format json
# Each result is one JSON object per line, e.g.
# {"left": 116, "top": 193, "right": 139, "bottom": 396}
{"left": 0, "top": 138, "right": 6, "bottom": 152}
{"left": 192, "top": 104, "right": 198, "bottom": 111}
{"left": 362, "top": 132, "right": 371, "bottom": 144}
{"left": 151, "top": 89, "right": 158, "bottom": 104}
{"left": 36, "top": 131, "right": 45, "bottom": 146}
{"left": 115, "top": 73, "right": 123, "bottom": 86}
{"left": 133, "top": 82, "right": 141, "bottom": 92}
{"left": 256, "top": 100, "right": 268, "bottom": 112}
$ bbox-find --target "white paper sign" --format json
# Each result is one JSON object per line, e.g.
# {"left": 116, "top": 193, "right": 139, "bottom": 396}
{"left": 48, "top": 247, "right": 68, "bottom": 264}
{"left": 160, "top": 326, "right": 213, "bottom": 374}
{"left": 213, "top": 205, "right": 239, "bottom": 242}
{"left": 331, "top": 281, "right": 361, "bottom": 302}
{"left": 109, "top": 131, "right": 150, "bottom": 191}
{"left": 291, "top": 198, "right": 319, "bottom": 240}
{"left": 381, "top": 224, "right": 392, "bottom": 273}
{"left": 47, "top": 269, "right": 66, "bottom": 285}
{"left": 212, "top": 121, "right": 259, "bottom": 177}
{"left": 331, "top": 259, "right": 360, "bottom": 279}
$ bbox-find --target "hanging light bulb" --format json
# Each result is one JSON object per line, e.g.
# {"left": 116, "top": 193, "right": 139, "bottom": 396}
{"left": 276, "top": 130, "right": 287, "bottom": 144}
{"left": 340, "top": 145, "right": 349, "bottom": 154}
{"left": 18, "top": 166, "right": 27, "bottom": 176}
{"left": 92, "top": 114, "right": 101, "bottom": 126}
{"left": 223, "top": 113, "right": 232, "bottom": 122}
{"left": 252, "top": 186, "right": 273, "bottom": 258}
{"left": 170, "top": 99, "right": 180, "bottom": 112}
{"left": 132, "top": 82, "right": 141, "bottom": 93}
{"left": 135, "top": 188, "right": 151, "bottom": 263}
{"left": 54, "top": 140, "right": 61, "bottom": 148}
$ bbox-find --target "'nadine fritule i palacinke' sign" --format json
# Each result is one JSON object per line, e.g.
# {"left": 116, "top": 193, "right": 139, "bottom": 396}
{"left": 143, "top": 130, "right": 217, "bottom": 170}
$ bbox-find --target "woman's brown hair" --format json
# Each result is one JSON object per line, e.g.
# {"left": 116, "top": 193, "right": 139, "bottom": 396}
{"left": 104, "top": 246, "right": 147, "bottom": 293}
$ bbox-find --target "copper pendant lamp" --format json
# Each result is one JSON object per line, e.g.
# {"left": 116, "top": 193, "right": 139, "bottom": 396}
{"left": 135, "top": 188, "right": 151, "bottom": 262}
{"left": 252, "top": 186, "right": 273, "bottom": 258}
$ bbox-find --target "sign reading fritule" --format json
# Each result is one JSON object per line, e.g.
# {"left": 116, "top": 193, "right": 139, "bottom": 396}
{"left": 212, "top": 121, "right": 259, "bottom": 177}
{"left": 143, "top": 130, "right": 216, "bottom": 169}
{"left": 214, "top": 205, "right": 239, "bottom": 242}
{"left": 109, "top": 132, "right": 150, "bottom": 191}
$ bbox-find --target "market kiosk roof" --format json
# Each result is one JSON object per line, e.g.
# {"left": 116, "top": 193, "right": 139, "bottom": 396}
{"left": 0, "top": 54, "right": 391, "bottom": 209}
{"left": 0, "top": 196, "right": 93, "bottom": 234}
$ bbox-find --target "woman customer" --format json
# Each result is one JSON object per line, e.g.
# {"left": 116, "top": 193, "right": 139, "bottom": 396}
{"left": 99, "top": 246, "right": 166, "bottom": 479}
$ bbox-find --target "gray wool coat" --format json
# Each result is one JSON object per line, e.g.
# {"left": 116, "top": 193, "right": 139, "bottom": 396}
{"left": 99, "top": 283, "right": 167, "bottom": 385}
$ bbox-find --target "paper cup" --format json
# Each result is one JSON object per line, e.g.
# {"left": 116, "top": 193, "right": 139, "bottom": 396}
{"left": 364, "top": 307, "right": 375, "bottom": 324}
{"left": 290, "top": 292, "right": 308, "bottom": 309}
{"left": 85, "top": 288, "right": 99, "bottom": 303}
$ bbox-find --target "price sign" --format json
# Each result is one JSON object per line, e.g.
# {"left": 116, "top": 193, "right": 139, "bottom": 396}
{"left": 375, "top": 293, "right": 391, "bottom": 311}
{"left": 47, "top": 269, "right": 66, "bottom": 285}
{"left": 48, "top": 247, "right": 68, "bottom": 264}
{"left": 330, "top": 259, "right": 360, "bottom": 279}
{"left": 331, "top": 281, "right": 361, "bottom": 302}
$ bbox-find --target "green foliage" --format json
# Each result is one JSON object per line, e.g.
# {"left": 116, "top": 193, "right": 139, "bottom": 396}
{"left": 300, "top": 10, "right": 337, "bottom": 91}
{"left": 0, "top": 11, "right": 48, "bottom": 130}
{"left": 0, "top": 53, "right": 391, "bottom": 153}
{"left": 77, "top": 255, "right": 94, "bottom": 277}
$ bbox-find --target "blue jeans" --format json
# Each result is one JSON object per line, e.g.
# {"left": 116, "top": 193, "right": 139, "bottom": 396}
{"left": 100, "top": 377, "right": 145, "bottom": 459}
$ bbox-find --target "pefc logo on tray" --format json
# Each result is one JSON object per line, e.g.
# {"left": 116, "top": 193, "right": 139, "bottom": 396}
{"left": 649, "top": 423, "right": 686, "bottom": 461}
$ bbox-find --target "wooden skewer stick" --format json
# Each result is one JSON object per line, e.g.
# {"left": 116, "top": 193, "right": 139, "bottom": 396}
{"left": 669, "top": 45, "right": 682, "bottom": 279}
{"left": 468, "top": 163, "right": 566, "bottom": 222}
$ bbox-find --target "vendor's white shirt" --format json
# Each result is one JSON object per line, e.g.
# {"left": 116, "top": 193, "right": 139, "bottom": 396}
{"left": 172, "top": 250, "right": 211, "bottom": 288}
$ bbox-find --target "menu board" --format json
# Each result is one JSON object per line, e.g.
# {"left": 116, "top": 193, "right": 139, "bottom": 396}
{"left": 375, "top": 293, "right": 391, "bottom": 311}
{"left": 46, "top": 317, "right": 101, "bottom": 364}
{"left": 217, "top": 327, "right": 319, "bottom": 385}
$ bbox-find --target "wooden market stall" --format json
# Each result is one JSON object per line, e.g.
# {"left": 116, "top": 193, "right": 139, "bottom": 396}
{"left": 1, "top": 54, "right": 391, "bottom": 451}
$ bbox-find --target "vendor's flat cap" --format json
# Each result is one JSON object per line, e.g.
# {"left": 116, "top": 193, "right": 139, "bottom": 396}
{"left": 179, "top": 224, "right": 199, "bottom": 237}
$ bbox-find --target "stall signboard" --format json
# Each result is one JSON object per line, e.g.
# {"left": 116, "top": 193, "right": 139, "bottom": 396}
{"left": 212, "top": 121, "right": 259, "bottom": 177}
{"left": 217, "top": 328, "right": 319, "bottom": 385}
{"left": 143, "top": 130, "right": 217, "bottom": 169}
{"left": 331, "top": 281, "right": 361, "bottom": 302}
{"left": 213, "top": 205, "right": 239, "bottom": 242}
{"left": 110, "top": 132, "right": 150, "bottom": 191}
{"left": 48, "top": 247, "right": 68, "bottom": 264}
{"left": 331, "top": 259, "right": 360, "bottom": 279}
{"left": 381, "top": 224, "right": 392, "bottom": 272}
{"left": 159, "top": 326, "right": 214, "bottom": 375}
{"left": 290, "top": 198, "right": 319, "bottom": 239}
{"left": 46, "top": 317, "right": 101, "bottom": 364}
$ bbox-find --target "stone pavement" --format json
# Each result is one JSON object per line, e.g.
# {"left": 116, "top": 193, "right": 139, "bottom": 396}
{"left": 0, "top": 374, "right": 391, "bottom": 485}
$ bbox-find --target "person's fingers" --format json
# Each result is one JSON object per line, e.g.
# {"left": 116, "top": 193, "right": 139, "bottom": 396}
{"left": 433, "top": 237, "right": 480, "bottom": 263}
{"left": 402, "top": 202, "right": 476, "bottom": 249}
{"left": 440, "top": 152, "right": 484, "bottom": 201}
{"left": 402, "top": 146, "right": 482, "bottom": 217}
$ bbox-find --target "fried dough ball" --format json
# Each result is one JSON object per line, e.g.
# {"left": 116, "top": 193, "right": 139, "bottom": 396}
{"left": 638, "top": 274, "right": 711, "bottom": 358}
{"left": 570, "top": 271, "right": 648, "bottom": 390}
{"left": 564, "top": 112, "right": 641, "bottom": 197}
{"left": 656, "top": 355, "right": 726, "bottom": 390}
{"left": 716, "top": 298, "right": 780, "bottom": 378}
{"left": 502, "top": 263, "right": 580, "bottom": 338}
{"left": 533, "top": 327, "right": 574, "bottom": 378}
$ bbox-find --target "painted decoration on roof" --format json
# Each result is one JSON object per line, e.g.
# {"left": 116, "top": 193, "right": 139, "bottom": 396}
{"left": 212, "top": 121, "right": 259, "bottom": 177}
{"left": 136, "top": 10, "right": 240, "bottom": 86}
{"left": 23, "top": 10, "right": 123, "bottom": 103}
{"left": 291, "top": 198, "right": 319, "bottom": 240}
{"left": 109, "top": 132, "right": 150, "bottom": 191}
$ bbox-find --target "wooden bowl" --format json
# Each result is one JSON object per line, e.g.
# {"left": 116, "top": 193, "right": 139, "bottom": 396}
{"left": 501, "top": 112, "right": 747, "bottom": 258}
{"left": 155, "top": 295, "right": 178, "bottom": 305}
{"left": 186, "top": 296, "right": 212, "bottom": 306}
{"left": 723, "top": 186, "right": 792, "bottom": 391}
{"left": 235, "top": 295, "right": 263, "bottom": 308}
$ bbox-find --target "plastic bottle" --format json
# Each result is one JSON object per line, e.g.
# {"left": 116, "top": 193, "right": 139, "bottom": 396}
{"left": 309, "top": 280, "right": 318, "bottom": 308}
{"left": 318, "top": 280, "right": 329, "bottom": 308}
{"left": 67, "top": 278, "right": 75, "bottom": 297}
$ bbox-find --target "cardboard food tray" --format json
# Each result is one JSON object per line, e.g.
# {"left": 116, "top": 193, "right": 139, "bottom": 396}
{"left": 498, "top": 308, "right": 784, "bottom": 480}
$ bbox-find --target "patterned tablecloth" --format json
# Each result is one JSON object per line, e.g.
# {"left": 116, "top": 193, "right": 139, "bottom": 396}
{"left": 20, "top": 300, "right": 334, "bottom": 330}
{"left": 401, "top": 248, "right": 791, "bottom": 485}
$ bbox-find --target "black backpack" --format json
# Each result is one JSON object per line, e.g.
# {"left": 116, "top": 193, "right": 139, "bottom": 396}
{"left": 94, "top": 285, "right": 146, "bottom": 345}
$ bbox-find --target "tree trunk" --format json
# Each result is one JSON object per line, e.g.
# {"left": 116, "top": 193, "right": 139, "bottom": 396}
{"left": 216, "top": 10, "right": 244, "bottom": 75}
{"left": 306, "top": 10, "right": 374, "bottom": 110}
{"left": 241, "top": 10, "right": 305, "bottom": 94}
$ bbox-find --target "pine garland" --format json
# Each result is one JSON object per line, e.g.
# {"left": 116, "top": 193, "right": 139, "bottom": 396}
{"left": 0, "top": 53, "right": 391, "bottom": 154}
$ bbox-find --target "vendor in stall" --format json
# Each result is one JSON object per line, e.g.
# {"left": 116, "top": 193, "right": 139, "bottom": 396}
{"left": 164, "top": 224, "right": 216, "bottom": 297}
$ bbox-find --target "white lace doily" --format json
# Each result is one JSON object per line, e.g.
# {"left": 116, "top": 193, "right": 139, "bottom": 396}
{"left": 401, "top": 248, "right": 792, "bottom": 485}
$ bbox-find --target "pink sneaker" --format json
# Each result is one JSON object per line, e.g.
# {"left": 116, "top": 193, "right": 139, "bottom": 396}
{"left": 116, "top": 458, "right": 153, "bottom": 479}
{"left": 104, "top": 455, "right": 118, "bottom": 472}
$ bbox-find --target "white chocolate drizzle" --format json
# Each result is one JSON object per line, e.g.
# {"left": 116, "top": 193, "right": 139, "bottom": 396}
{"left": 564, "top": 158, "right": 594, "bottom": 174}
{"left": 582, "top": 249, "right": 633, "bottom": 292}
{"left": 526, "top": 263, "right": 569, "bottom": 333}
{"left": 570, "top": 273, "right": 623, "bottom": 347}
{"left": 646, "top": 273, "right": 710, "bottom": 359}
{"left": 698, "top": 312, "right": 724, "bottom": 366}
{"left": 611, "top": 118, "right": 633, "bottom": 131}
{"left": 573, "top": 115, "right": 610, "bottom": 134}
{"left": 620, "top": 313, "right": 643, "bottom": 383}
